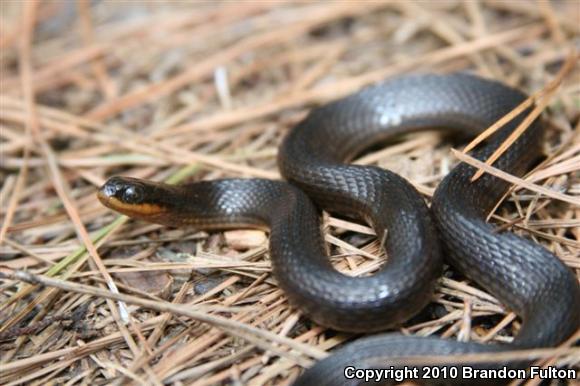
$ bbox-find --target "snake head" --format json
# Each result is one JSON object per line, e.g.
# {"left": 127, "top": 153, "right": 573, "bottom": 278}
{"left": 99, "top": 176, "right": 145, "bottom": 204}
{"left": 97, "top": 176, "right": 168, "bottom": 222}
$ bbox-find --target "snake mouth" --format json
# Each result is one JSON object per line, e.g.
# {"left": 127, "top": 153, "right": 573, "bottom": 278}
{"left": 97, "top": 190, "right": 165, "bottom": 217}
{"left": 97, "top": 177, "right": 166, "bottom": 218}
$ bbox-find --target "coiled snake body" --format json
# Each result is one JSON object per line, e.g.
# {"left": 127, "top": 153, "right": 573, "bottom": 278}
{"left": 98, "top": 74, "right": 580, "bottom": 385}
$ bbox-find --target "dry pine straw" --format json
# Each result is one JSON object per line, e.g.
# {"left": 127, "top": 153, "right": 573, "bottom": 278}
{"left": 0, "top": 1, "right": 579, "bottom": 385}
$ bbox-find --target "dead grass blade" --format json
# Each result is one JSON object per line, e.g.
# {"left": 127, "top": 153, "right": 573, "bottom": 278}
{"left": 452, "top": 149, "right": 580, "bottom": 206}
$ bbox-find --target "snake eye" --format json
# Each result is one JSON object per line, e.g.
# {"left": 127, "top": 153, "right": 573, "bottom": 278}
{"left": 122, "top": 185, "right": 143, "bottom": 204}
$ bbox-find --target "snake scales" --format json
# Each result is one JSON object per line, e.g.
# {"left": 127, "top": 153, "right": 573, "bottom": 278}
{"left": 98, "top": 73, "right": 580, "bottom": 385}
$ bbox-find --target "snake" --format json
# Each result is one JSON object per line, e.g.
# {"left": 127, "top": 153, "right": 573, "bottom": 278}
{"left": 97, "top": 73, "right": 580, "bottom": 385}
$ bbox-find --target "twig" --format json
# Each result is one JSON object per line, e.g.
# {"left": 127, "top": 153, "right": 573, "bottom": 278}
{"left": 0, "top": 268, "right": 327, "bottom": 363}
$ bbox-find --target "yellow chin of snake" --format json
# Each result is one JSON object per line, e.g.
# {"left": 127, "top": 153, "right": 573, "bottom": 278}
{"left": 97, "top": 191, "right": 165, "bottom": 218}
